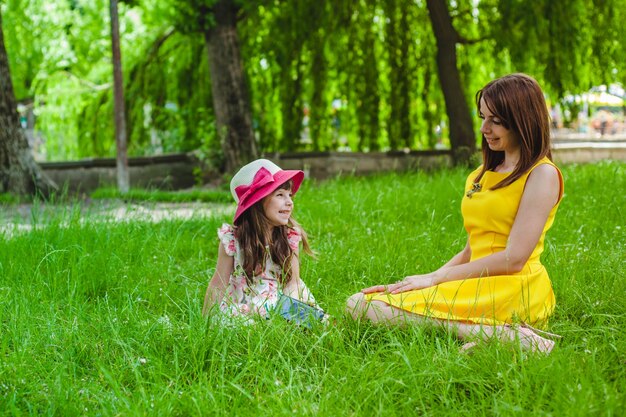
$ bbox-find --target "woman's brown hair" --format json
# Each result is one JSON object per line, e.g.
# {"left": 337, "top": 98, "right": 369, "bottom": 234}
{"left": 233, "top": 180, "right": 313, "bottom": 286}
{"left": 474, "top": 73, "right": 552, "bottom": 189}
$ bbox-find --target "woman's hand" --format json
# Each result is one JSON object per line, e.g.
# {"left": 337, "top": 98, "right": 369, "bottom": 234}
{"left": 361, "top": 273, "right": 438, "bottom": 295}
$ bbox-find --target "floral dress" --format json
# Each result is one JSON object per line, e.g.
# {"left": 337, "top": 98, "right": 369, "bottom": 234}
{"left": 217, "top": 224, "right": 315, "bottom": 323}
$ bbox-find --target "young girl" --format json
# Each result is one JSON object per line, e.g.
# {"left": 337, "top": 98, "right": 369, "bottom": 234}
{"left": 202, "top": 159, "right": 321, "bottom": 324}
{"left": 347, "top": 73, "right": 564, "bottom": 353}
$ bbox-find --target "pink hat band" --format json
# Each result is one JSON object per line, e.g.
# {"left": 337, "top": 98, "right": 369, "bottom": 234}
{"left": 230, "top": 159, "right": 304, "bottom": 223}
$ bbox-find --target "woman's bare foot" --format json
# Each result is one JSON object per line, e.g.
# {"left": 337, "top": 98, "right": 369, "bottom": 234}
{"left": 459, "top": 324, "right": 559, "bottom": 355}
{"left": 514, "top": 325, "right": 556, "bottom": 354}
{"left": 459, "top": 341, "right": 480, "bottom": 354}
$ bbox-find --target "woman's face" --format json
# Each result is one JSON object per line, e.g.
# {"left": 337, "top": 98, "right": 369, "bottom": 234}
{"left": 479, "top": 98, "right": 519, "bottom": 154}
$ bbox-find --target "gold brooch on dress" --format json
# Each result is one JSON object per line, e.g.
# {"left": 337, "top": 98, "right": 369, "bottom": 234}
{"left": 466, "top": 182, "right": 482, "bottom": 198}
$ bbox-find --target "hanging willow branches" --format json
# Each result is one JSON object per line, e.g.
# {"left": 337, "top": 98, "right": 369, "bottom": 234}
{"left": 1, "top": 0, "right": 624, "bottom": 164}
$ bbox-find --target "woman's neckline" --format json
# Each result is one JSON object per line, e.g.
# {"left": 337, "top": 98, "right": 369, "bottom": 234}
{"left": 486, "top": 156, "right": 550, "bottom": 174}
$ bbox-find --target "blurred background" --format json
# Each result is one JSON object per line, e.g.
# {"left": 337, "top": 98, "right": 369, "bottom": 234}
{"left": 2, "top": 0, "right": 625, "bottom": 169}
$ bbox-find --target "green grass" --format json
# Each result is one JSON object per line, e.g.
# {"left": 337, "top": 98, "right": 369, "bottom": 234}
{"left": 90, "top": 187, "right": 232, "bottom": 203}
{"left": 1, "top": 187, "right": 231, "bottom": 206}
{"left": 1, "top": 161, "right": 624, "bottom": 416}
{"left": 0, "top": 193, "right": 21, "bottom": 204}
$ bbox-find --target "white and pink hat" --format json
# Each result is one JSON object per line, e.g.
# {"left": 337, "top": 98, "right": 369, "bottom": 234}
{"left": 230, "top": 159, "right": 304, "bottom": 222}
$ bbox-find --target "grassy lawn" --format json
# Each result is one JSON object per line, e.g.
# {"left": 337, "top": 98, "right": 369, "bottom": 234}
{"left": 90, "top": 187, "right": 232, "bottom": 204}
{"left": 1, "top": 161, "right": 624, "bottom": 416}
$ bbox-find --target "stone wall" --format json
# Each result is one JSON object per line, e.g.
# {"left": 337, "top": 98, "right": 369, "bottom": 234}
{"left": 41, "top": 154, "right": 198, "bottom": 192}
{"left": 40, "top": 143, "right": 626, "bottom": 192}
{"left": 271, "top": 150, "right": 452, "bottom": 179}
{"left": 552, "top": 142, "right": 626, "bottom": 165}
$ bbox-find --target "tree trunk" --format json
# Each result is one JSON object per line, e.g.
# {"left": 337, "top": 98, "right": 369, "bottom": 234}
{"left": 426, "top": 0, "right": 475, "bottom": 165}
{"left": 0, "top": 12, "right": 57, "bottom": 196}
{"left": 110, "top": 0, "right": 129, "bottom": 193}
{"left": 203, "top": 0, "right": 258, "bottom": 173}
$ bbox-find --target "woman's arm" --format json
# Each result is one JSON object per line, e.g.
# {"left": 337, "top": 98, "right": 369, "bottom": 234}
{"left": 373, "top": 164, "right": 561, "bottom": 294}
{"left": 202, "top": 243, "right": 234, "bottom": 316}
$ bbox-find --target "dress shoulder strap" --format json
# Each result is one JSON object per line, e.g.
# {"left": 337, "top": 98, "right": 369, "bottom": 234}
{"left": 287, "top": 227, "right": 302, "bottom": 251}
{"left": 217, "top": 224, "right": 237, "bottom": 257}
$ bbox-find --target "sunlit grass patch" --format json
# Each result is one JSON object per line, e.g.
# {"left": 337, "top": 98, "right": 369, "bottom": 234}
{"left": 90, "top": 187, "right": 232, "bottom": 203}
{"left": 0, "top": 161, "right": 624, "bottom": 415}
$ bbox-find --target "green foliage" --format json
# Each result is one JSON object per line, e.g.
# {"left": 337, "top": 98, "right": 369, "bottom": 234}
{"left": 1, "top": 0, "right": 59, "bottom": 100}
{"left": 241, "top": 0, "right": 449, "bottom": 152}
{"left": 383, "top": 0, "right": 412, "bottom": 150}
{"left": 495, "top": 0, "right": 626, "bottom": 96}
{"left": 0, "top": 162, "right": 624, "bottom": 414}
{"left": 589, "top": 0, "right": 626, "bottom": 84}
{"left": 0, "top": 192, "right": 20, "bottom": 204}
{"left": 2, "top": 0, "right": 625, "bottom": 161}
{"left": 347, "top": 0, "right": 383, "bottom": 151}
{"left": 2, "top": 0, "right": 218, "bottom": 160}
{"left": 165, "top": 0, "right": 217, "bottom": 33}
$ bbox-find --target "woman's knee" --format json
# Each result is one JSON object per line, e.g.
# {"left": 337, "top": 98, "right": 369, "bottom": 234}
{"left": 345, "top": 292, "right": 368, "bottom": 319}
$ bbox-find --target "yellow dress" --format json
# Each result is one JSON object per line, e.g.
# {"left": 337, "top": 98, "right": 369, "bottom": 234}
{"left": 367, "top": 157, "right": 563, "bottom": 326}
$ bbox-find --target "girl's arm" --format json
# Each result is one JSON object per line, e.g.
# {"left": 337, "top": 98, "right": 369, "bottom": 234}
{"left": 367, "top": 164, "right": 561, "bottom": 294}
{"left": 282, "top": 248, "right": 317, "bottom": 304}
{"left": 202, "top": 243, "right": 234, "bottom": 316}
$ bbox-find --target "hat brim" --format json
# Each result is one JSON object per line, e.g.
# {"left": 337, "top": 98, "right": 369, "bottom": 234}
{"left": 233, "top": 170, "right": 304, "bottom": 223}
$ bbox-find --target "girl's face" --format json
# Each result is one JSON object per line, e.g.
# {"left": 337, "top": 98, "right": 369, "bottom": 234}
{"left": 479, "top": 98, "right": 519, "bottom": 154}
{"left": 262, "top": 186, "right": 293, "bottom": 227}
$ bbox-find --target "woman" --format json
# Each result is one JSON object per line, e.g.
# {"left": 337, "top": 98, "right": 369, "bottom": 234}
{"left": 346, "top": 73, "right": 564, "bottom": 353}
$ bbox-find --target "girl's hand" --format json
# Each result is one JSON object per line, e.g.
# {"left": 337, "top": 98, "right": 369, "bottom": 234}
{"left": 361, "top": 273, "right": 438, "bottom": 295}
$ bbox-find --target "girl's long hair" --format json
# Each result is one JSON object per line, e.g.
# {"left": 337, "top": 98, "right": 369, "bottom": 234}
{"left": 474, "top": 73, "right": 552, "bottom": 189}
{"left": 233, "top": 181, "right": 313, "bottom": 286}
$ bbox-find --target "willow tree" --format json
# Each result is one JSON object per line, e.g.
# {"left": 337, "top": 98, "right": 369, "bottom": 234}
{"left": 423, "top": 0, "right": 626, "bottom": 164}
{"left": 243, "top": 0, "right": 340, "bottom": 152}
{"left": 496, "top": 0, "right": 626, "bottom": 96}
{"left": 4, "top": 0, "right": 625, "bottom": 165}
{"left": 0, "top": 11, "right": 56, "bottom": 196}
{"left": 170, "top": 0, "right": 258, "bottom": 172}
{"left": 269, "top": 1, "right": 310, "bottom": 150}
{"left": 425, "top": 0, "right": 475, "bottom": 165}
{"left": 207, "top": 0, "right": 258, "bottom": 171}
{"left": 384, "top": 0, "right": 414, "bottom": 150}
{"left": 348, "top": 0, "right": 382, "bottom": 151}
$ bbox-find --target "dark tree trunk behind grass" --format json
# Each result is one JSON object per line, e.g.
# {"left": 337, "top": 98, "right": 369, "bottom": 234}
{"left": 202, "top": 0, "right": 258, "bottom": 173}
{"left": 0, "top": 11, "right": 56, "bottom": 196}
{"left": 426, "top": 0, "right": 476, "bottom": 165}
{"left": 110, "top": 0, "right": 129, "bottom": 193}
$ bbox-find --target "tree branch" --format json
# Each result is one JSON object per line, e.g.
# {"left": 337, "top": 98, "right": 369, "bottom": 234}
{"left": 457, "top": 34, "right": 489, "bottom": 45}
{"left": 63, "top": 71, "right": 111, "bottom": 91}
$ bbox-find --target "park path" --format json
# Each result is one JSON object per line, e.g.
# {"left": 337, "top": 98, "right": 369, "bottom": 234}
{"left": 0, "top": 200, "right": 233, "bottom": 239}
